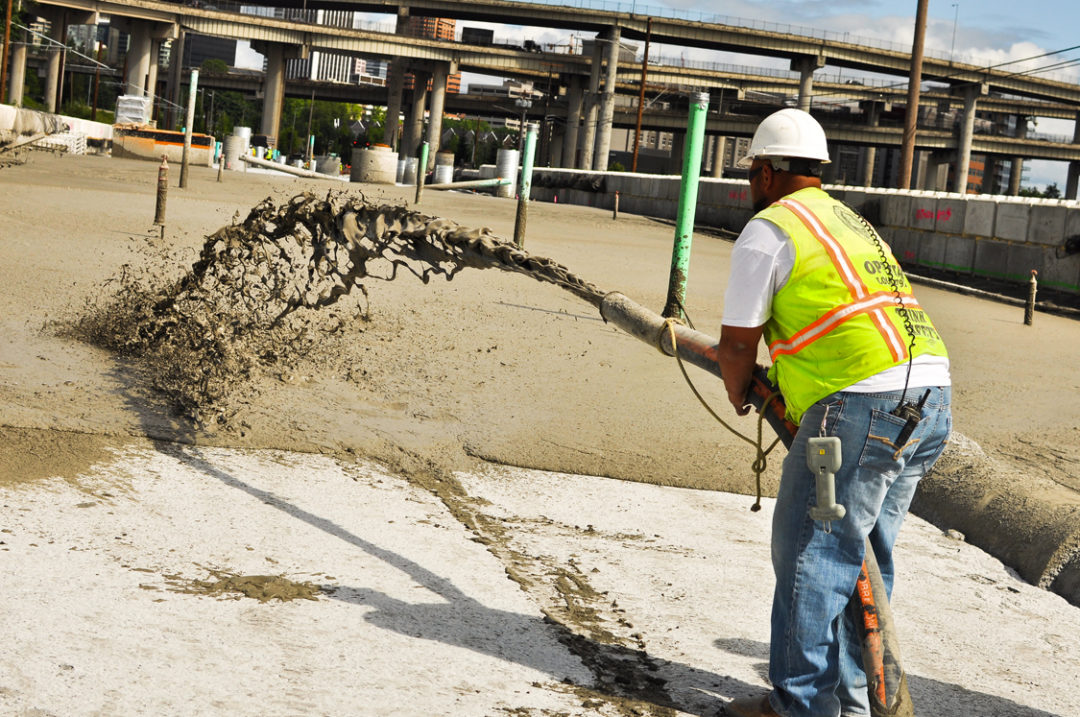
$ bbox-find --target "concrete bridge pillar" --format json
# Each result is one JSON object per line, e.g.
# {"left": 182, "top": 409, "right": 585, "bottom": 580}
{"left": 579, "top": 38, "right": 603, "bottom": 170}
{"left": 1009, "top": 115, "right": 1028, "bottom": 196}
{"left": 425, "top": 62, "right": 450, "bottom": 169}
{"left": 402, "top": 70, "right": 429, "bottom": 160}
{"left": 146, "top": 39, "right": 161, "bottom": 106}
{"left": 384, "top": 62, "right": 405, "bottom": 151}
{"left": 668, "top": 131, "right": 685, "bottom": 174}
{"left": 259, "top": 43, "right": 286, "bottom": 145}
{"left": 44, "top": 12, "right": 67, "bottom": 111}
{"left": 791, "top": 54, "right": 824, "bottom": 112}
{"left": 592, "top": 25, "right": 621, "bottom": 171}
{"left": 1067, "top": 113, "right": 1080, "bottom": 200}
{"left": 954, "top": 84, "right": 982, "bottom": 194}
{"left": 383, "top": 8, "right": 410, "bottom": 152}
{"left": 861, "top": 101, "right": 882, "bottom": 187}
{"left": 7, "top": 39, "right": 28, "bottom": 107}
{"left": 125, "top": 20, "right": 153, "bottom": 97}
{"left": 711, "top": 135, "right": 726, "bottom": 178}
{"left": 561, "top": 75, "right": 584, "bottom": 169}
{"left": 166, "top": 30, "right": 185, "bottom": 130}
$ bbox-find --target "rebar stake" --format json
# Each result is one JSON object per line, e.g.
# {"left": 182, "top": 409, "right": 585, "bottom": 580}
{"left": 1025, "top": 269, "right": 1038, "bottom": 326}
{"left": 154, "top": 155, "right": 168, "bottom": 237}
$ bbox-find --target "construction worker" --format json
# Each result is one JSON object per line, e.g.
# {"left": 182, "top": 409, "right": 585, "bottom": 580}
{"left": 717, "top": 108, "right": 952, "bottom": 717}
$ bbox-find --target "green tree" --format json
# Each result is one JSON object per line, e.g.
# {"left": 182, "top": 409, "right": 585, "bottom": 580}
{"left": 199, "top": 58, "right": 230, "bottom": 75}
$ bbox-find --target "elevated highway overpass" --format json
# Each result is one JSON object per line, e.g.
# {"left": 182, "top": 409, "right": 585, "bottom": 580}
{"left": 9, "top": 0, "right": 1080, "bottom": 194}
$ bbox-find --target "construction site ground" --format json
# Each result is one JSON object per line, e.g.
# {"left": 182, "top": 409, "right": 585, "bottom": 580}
{"left": 1, "top": 154, "right": 1079, "bottom": 716}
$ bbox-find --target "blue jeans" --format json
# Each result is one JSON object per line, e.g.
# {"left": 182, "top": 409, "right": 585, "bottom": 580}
{"left": 767, "top": 387, "right": 951, "bottom": 717}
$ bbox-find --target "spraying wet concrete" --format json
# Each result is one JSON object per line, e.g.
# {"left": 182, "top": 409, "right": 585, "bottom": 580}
{"left": 2, "top": 154, "right": 1080, "bottom": 714}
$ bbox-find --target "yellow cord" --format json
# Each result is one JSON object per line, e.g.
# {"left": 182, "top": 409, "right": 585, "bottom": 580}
{"left": 663, "top": 319, "right": 781, "bottom": 511}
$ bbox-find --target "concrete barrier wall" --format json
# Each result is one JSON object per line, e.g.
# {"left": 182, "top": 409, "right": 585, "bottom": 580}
{"left": 530, "top": 168, "right": 1080, "bottom": 295}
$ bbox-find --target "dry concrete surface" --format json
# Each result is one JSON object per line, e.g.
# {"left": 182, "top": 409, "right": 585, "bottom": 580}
{"left": 1, "top": 154, "right": 1079, "bottom": 716}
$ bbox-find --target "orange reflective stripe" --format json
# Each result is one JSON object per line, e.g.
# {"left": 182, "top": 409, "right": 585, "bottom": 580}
{"left": 776, "top": 197, "right": 907, "bottom": 359}
{"left": 778, "top": 197, "right": 869, "bottom": 300}
{"left": 768, "top": 293, "right": 919, "bottom": 358}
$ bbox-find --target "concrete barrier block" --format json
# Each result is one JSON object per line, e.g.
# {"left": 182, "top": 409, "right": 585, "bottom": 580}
{"left": 973, "top": 239, "right": 1013, "bottom": 280}
{"left": 994, "top": 201, "right": 1031, "bottom": 241}
{"left": 1027, "top": 204, "right": 1068, "bottom": 246}
{"left": 1007, "top": 243, "right": 1047, "bottom": 283}
{"left": 962, "top": 199, "right": 995, "bottom": 237}
{"left": 934, "top": 198, "right": 966, "bottom": 235}
{"left": 728, "top": 208, "right": 754, "bottom": 231}
{"left": 942, "top": 236, "right": 976, "bottom": 273}
{"left": 843, "top": 189, "right": 868, "bottom": 213}
{"left": 724, "top": 185, "right": 751, "bottom": 209}
{"left": 1066, "top": 206, "right": 1080, "bottom": 240}
{"left": 663, "top": 179, "right": 682, "bottom": 201}
{"left": 1040, "top": 248, "right": 1080, "bottom": 292}
{"left": 888, "top": 229, "right": 921, "bottom": 264}
{"left": 909, "top": 197, "right": 937, "bottom": 230}
{"left": 698, "top": 180, "right": 724, "bottom": 204}
{"left": 881, "top": 195, "right": 911, "bottom": 228}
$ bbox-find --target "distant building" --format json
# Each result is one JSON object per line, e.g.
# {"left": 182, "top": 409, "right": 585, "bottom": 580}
{"left": 404, "top": 17, "right": 461, "bottom": 93}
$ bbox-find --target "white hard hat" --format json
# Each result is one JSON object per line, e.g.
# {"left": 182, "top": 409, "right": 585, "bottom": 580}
{"left": 737, "top": 108, "right": 831, "bottom": 169}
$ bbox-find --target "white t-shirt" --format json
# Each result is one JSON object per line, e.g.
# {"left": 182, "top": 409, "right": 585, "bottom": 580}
{"left": 722, "top": 218, "right": 951, "bottom": 392}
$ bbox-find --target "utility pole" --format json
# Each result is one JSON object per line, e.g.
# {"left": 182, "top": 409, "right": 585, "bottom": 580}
{"left": 631, "top": 17, "right": 652, "bottom": 173}
{"left": 1, "top": 0, "right": 13, "bottom": 104}
{"left": 899, "top": 0, "right": 928, "bottom": 189}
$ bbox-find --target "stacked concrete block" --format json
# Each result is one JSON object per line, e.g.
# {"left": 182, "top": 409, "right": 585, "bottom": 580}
{"left": 1067, "top": 206, "right": 1080, "bottom": 240}
{"left": 972, "top": 240, "right": 1012, "bottom": 280}
{"left": 1007, "top": 243, "right": 1047, "bottom": 284}
{"left": 962, "top": 198, "right": 995, "bottom": 238}
{"left": 933, "top": 198, "right": 966, "bottom": 235}
{"left": 1027, "top": 204, "right": 1068, "bottom": 246}
{"left": 942, "top": 236, "right": 977, "bottom": 274}
{"left": 1041, "top": 247, "right": 1080, "bottom": 292}
{"left": 909, "top": 195, "right": 938, "bottom": 231}
{"left": 842, "top": 189, "right": 869, "bottom": 214}
{"left": 994, "top": 201, "right": 1031, "bottom": 241}
{"left": 885, "top": 229, "right": 920, "bottom": 264}
{"left": 881, "top": 193, "right": 912, "bottom": 229}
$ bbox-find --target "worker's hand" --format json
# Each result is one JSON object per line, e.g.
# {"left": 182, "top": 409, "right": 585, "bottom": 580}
{"left": 728, "top": 385, "right": 752, "bottom": 416}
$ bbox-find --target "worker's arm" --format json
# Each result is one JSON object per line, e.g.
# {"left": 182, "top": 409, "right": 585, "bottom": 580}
{"left": 717, "top": 324, "right": 765, "bottom": 416}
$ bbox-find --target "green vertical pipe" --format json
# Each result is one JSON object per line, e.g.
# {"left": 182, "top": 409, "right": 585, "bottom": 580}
{"left": 662, "top": 91, "right": 710, "bottom": 319}
{"left": 415, "top": 141, "right": 429, "bottom": 204}
{"left": 513, "top": 122, "right": 539, "bottom": 248}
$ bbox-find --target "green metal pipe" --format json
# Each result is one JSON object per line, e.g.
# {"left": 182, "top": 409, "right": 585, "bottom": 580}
{"left": 662, "top": 91, "right": 709, "bottom": 319}
{"left": 415, "top": 141, "right": 430, "bottom": 204}
{"left": 513, "top": 122, "right": 539, "bottom": 248}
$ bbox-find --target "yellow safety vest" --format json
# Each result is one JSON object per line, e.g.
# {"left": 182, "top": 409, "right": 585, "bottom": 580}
{"left": 755, "top": 187, "right": 948, "bottom": 425}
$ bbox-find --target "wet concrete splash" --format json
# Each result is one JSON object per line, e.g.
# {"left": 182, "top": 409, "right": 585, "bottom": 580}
{"left": 71, "top": 192, "right": 604, "bottom": 424}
